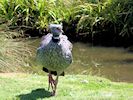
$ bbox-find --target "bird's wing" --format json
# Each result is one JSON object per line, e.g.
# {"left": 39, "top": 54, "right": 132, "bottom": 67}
{"left": 68, "top": 40, "right": 73, "bottom": 51}
{"left": 39, "top": 33, "right": 52, "bottom": 48}
{"left": 36, "top": 33, "right": 52, "bottom": 65}
{"left": 60, "top": 34, "right": 73, "bottom": 51}
{"left": 59, "top": 35, "right": 73, "bottom": 63}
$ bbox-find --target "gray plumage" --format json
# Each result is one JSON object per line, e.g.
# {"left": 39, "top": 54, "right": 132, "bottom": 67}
{"left": 37, "top": 33, "right": 72, "bottom": 75}
{"left": 36, "top": 24, "right": 73, "bottom": 95}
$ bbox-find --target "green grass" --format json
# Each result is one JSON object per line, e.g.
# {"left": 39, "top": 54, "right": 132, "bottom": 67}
{"left": 0, "top": 73, "right": 133, "bottom": 100}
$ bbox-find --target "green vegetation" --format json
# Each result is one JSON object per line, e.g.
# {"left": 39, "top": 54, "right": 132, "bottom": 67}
{"left": 0, "top": 0, "right": 132, "bottom": 44}
{"left": 0, "top": 0, "right": 132, "bottom": 75}
{"left": 0, "top": 73, "right": 133, "bottom": 100}
{"left": 0, "top": 1, "right": 133, "bottom": 99}
{"left": 0, "top": 0, "right": 132, "bottom": 76}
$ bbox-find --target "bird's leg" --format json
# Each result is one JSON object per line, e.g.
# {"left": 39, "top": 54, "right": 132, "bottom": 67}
{"left": 48, "top": 73, "right": 54, "bottom": 91}
{"left": 48, "top": 73, "right": 50, "bottom": 90}
{"left": 48, "top": 73, "right": 59, "bottom": 96}
{"left": 52, "top": 76, "right": 59, "bottom": 96}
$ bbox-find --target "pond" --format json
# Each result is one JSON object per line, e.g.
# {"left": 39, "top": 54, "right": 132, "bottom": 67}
{"left": 30, "top": 39, "right": 133, "bottom": 83}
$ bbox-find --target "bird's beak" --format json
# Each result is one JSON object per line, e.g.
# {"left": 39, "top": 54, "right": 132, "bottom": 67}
{"left": 61, "top": 29, "right": 64, "bottom": 34}
{"left": 57, "top": 27, "right": 64, "bottom": 34}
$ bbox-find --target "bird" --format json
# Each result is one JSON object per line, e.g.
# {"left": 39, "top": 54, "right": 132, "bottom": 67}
{"left": 36, "top": 24, "right": 73, "bottom": 96}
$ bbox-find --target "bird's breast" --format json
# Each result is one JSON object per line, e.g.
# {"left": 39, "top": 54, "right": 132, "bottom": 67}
{"left": 40, "top": 42, "right": 72, "bottom": 71}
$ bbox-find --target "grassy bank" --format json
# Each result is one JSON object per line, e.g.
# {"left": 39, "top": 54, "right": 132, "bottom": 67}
{"left": 0, "top": 73, "right": 133, "bottom": 100}
{"left": 0, "top": 24, "right": 36, "bottom": 72}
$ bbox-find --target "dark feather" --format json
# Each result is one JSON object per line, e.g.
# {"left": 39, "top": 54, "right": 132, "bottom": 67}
{"left": 42, "top": 67, "right": 65, "bottom": 76}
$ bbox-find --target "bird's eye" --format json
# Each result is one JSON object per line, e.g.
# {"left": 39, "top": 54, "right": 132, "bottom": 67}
{"left": 56, "top": 28, "right": 60, "bottom": 30}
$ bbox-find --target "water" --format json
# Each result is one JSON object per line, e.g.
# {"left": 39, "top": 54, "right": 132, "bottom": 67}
{"left": 67, "top": 42, "right": 133, "bottom": 83}
{"left": 30, "top": 39, "right": 133, "bottom": 83}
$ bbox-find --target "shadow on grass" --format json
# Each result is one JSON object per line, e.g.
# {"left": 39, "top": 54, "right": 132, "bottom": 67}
{"left": 17, "top": 88, "right": 52, "bottom": 100}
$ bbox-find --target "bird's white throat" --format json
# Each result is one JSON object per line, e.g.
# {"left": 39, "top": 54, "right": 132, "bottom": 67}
{"left": 52, "top": 36, "right": 60, "bottom": 39}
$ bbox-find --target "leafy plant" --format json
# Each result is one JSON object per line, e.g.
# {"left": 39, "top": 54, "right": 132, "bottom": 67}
{"left": 0, "top": 0, "right": 132, "bottom": 43}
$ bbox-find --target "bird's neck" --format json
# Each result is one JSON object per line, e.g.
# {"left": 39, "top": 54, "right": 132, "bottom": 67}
{"left": 52, "top": 37, "right": 60, "bottom": 43}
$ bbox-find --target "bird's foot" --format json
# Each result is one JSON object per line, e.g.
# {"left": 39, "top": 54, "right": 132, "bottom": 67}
{"left": 51, "top": 90, "right": 56, "bottom": 96}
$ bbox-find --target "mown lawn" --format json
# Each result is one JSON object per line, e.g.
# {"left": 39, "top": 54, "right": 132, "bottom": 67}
{"left": 0, "top": 73, "right": 133, "bottom": 100}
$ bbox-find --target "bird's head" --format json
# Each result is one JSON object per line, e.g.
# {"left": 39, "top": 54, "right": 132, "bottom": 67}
{"left": 49, "top": 24, "right": 63, "bottom": 39}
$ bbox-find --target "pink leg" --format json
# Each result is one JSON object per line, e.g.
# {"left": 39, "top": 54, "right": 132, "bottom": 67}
{"left": 51, "top": 76, "right": 59, "bottom": 96}
{"left": 48, "top": 73, "right": 54, "bottom": 91}
{"left": 48, "top": 73, "right": 59, "bottom": 96}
